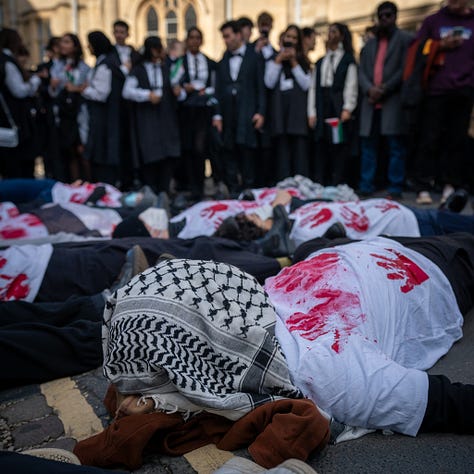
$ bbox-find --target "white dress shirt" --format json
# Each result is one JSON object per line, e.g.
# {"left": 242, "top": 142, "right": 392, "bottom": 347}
{"left": 82, "top": 55, "right": 112, "bottom": 103}
{"left": 122, "top": 61, "right": 164, "bottom": 102}
{"left": 2, "top": 49, "right": 40, "bottom": 98}
{"left": 115, "top": 44, "right": 133, "bottom": 76}
{"left": 264, "top": 60, "right": 311, "bottom": 91}
{"left": 307, "top": 43, "right": 358, "bottom": 119}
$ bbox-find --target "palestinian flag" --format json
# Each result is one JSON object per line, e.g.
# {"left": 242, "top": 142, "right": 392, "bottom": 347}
{"left": 325, "top": 117, "right": 344, "bottom": 144}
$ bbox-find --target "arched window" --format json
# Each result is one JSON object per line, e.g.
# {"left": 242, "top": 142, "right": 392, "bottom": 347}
{"left": 165, "top": 10, "right": 178, "bottom": 43}
{"left": 146, "top": 7, "right": 159, "bottom": 36}
{"left": 184, "top": 5, "right": 197, "bottom": 31}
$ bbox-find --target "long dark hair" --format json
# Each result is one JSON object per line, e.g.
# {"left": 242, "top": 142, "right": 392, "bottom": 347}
{"left": 0, "top": 28, "right": 24, "bottom": 56}
{"left": 330, "top": 23, "right": 354, "bottom": 55}
{"left": 214, "top": 213, "right": 267, "bottom": 242}
{"left": 61, "top": 33, "right": 84, "bottom": 67}
{"left": 141, "top": 36, "right": 163, "bottom": 62}
{"left": 87, "top": 31, "right": 113, "bottom": 57}
{"left": 283, "top": 24, "right": 310, "bottom": 73}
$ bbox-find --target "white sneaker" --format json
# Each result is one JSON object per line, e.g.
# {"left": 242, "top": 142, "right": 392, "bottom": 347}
{"left": 22, "top": 448, "right": 81, "bottom": 465}
{"left": 416, "top": 191, "right": 433, "bottom": 205}
{"left": 440, "top": 184, "right": 455, "bottom": 204}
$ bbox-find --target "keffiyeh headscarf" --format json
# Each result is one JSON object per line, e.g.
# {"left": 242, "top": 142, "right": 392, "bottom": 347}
{"left": 102, "top": 259, "right": 302, "bottom": 420}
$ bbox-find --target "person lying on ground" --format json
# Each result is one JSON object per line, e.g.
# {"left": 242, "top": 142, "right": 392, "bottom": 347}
{"left": 0, "top": 236, "right": 282, "bottom": 304}
{"left": 96, "top": 235, "right": 473, "bottom": 453}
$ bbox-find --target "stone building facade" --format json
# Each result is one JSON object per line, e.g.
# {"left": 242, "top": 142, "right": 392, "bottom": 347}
{"left": 0, "top": 0, "right": 443, "bottom": 65}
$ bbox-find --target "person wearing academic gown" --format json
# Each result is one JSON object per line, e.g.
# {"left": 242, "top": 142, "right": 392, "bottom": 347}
{"left": 0, "top": 28, "right": 41, "bottom": 179}
{"left": 213, "top": 20, "right": 266, "bottom": 195}
{"left": 82, "top": 31, "right": 125, "bottom": 187}
{"left": 179, "top": 27, "right": 217, "bottom": 201}
{"left": 122, "top": 36, "right": 182, "bottom": 194}
{"left": 265, "top": 24, "right": 311, "bottom": 182}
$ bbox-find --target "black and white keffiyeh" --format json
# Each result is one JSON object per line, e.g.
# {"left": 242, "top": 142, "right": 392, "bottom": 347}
{"left": 102, "top": 259, "right": 302, "bottom": 420}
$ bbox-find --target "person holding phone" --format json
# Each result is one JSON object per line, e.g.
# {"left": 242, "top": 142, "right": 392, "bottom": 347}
{"left": 264, "top": 24, "right": 311, "bottom": 181}
{"left": 412, "top": 0, "right": 474, "bottom": 207}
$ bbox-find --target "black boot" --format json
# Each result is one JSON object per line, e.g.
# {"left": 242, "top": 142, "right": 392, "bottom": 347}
{"left": 322, "top": 222, "right": 347, "bottom": 240}
{"left": 257, "top": 205, "right": 295, "bottom": 258}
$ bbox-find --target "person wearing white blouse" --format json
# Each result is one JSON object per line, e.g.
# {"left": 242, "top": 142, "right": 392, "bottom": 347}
{"left": 264, "top": 25, "right": 312, "bottom": 181}
{"left": 307, "top": 23, "right": 358, "bottom": 186}
{"left": 0, "top": 28, "right": 41, "bottom": 178}
{"left": 122, "top": 36, "right": 183, "bottom": 194}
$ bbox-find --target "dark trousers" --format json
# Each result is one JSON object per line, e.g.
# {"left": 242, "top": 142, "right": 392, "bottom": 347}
{"left": 414, "top": 93, "right": 473, "bottom": 190}
{"left": 292, "top": 233, "right": 474, "bottom": 434}
{"left": 275, "top": 134, "right": 308, "bottom": 182}
{"left": 0, "top": 295, "right": 104, "bottom": 390}
{"left": 314, "top": 139, "right": 350, "bottom": 186}
{"left": 90, "top": 163, "right": 118, "bottom": 188}
{"left": 36, "top": 236, "right": 281, "bottom": 302}
{"left": 141, "top": 157, "right": 174, "bottom": 194}
{"left": 222, "top": 145, "right": 255, "bottom": 194}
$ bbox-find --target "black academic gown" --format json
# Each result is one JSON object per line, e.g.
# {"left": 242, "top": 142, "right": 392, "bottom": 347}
{"left": 128, "top": 62, "right": 180, "bottom": 166}
{"left": 215, "top": 47, "right": 266, "bottom": 149}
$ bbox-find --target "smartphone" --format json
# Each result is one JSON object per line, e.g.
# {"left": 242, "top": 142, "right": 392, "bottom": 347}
{"left": 260, "top": 30, "right": 269, "bottom": 39}
{"left": 283, "top": 41, "right": 293, "bottom": 48}
{"left": 452, "top": 26, "right": 464, "bottom": 37}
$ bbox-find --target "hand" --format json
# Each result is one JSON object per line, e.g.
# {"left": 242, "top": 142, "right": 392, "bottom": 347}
{"left": 440, "top": 34, "right": 464, "bottom": 50}
{"left": 149, "top": 91, "right": 161, "bottom": 104}
{"left": 183, "top": 83, "right": 195, "bottom": 93}
{"left": 37, "top": 68, "right": 49, "bottom": 79}
{"left": 124, "top": 61, "right": 132, "bottom": 72}
{"left": 254, "top": 36, "right": 268, "bottom": 53}
{"left": 252, "top": 113, "right": 264, "bottom": 130}
{"left": 212, "top": 118, "right": 223, "bottom": 133}
{"left": 271, "top": 189, "right": 292, "bottom": 207}
{"left": 172, "top": 85, "right": 182, "bottom": 97}
{"left": 308, "top": 115, "right": 316, "bottom": 129}
{"left": 340, "top": 109, "right": 351, "bottom": 122}
{"left": 368, "top": 85, "right": 384, "bottom": 104}
{"left": 50, "top": 77, "right": 61, "bottom": 89}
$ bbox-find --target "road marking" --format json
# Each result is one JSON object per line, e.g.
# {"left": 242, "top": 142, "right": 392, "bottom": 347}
{"left": 184, "top": 444, "right": 234, "bottom": 474}
{"left": 40, "top": 377, "right": 103, "bottom": 441}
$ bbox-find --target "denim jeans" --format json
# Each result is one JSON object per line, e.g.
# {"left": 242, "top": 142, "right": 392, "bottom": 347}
{"left": 0, "top": 178, "right": 56, "bottom": 204}
{"left": 359, "top": 135, "right": 405, "bottom": 194}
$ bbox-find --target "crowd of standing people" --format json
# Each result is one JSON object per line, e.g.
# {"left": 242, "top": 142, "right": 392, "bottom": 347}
{"left": 0, "top": 0, "right": 473, "bottom": 207}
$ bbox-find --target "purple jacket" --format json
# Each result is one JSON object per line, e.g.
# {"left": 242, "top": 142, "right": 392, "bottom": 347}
{"left": 416, "top": 6, "right": 474, "bottom": 95}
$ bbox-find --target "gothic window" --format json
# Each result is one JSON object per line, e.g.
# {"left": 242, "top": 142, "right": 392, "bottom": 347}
{"left": 165, "top": 10, "right": 178, "bottom": 42}
{"left": 184, "top": 5, "right": 197, "bottom": 31}
{"left": 146, "top": 7, "right": 159, "bottom": 36}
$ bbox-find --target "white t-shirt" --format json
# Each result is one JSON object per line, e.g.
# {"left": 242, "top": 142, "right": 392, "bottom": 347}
{"left": 264, "top": 237, "right": 463, "bottom": 436}
{"left": 290, "top": 199, "right": 420, "bottom": 247}
{"left": 0, "top": 244, "right": 53, "bottom": 302}
{"left": 51, "top": 182, "right": 122, "bottom": 208}
{"left": 0, "top": 203, "right": 48, "bottom": 241}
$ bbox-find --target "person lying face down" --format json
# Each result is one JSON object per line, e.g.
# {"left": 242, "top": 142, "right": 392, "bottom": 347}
{"left": 102, "top": 234, "right": 474, "bottom": 441}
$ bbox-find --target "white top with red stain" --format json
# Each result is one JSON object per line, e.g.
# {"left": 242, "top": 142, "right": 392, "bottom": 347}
{"left": 51, "top": 182, "right": 122, "bottom": 207}
{"left": 0, "top": 202, "right": 48, "bottom": 240}
{"left": 289, "top": 198, "right": 420, "bottom": 246}
{"left": 169, "top": 187, "right": 302, "bottom": 239}
{"left": 265, "top": 237, "right": 462, "bottom": 436}
{"left": 0, "top": 244, "right": 53, "bottom": 302}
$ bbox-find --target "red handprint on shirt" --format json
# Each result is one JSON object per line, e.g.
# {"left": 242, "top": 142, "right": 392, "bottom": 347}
{"left": 300, "top": 208, "right": 333, "bottom": 229}
{"left": 286, "top": 288, "right": 365, "bottom": 353}
{"left": 340, "top": 205, "right": 369, "bottom": 232}
{"left": 375, "top": 201, "right": 400, "bottom": 213}
{"left": 370, "top": 249, "right": 429, "bottom": 293}
{"left": 200, "top": 203, "right": 229, "bottom": 219}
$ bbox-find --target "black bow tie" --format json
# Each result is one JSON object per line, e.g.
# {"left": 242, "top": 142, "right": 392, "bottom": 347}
{"left": 232, "top": 52, "right": 243, "bottom": 57}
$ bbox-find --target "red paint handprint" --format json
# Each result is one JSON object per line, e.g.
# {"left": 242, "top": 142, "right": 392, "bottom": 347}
{"left": 375, "top": 201, "right": 400, "bottom": 213}
{"left": 0, "top": 273, "right": 30, "bottom": 300}
{"left": 370, "top": 249, "right": 429, "bottom": 293}
{"left": 300, "top": 208, "right": 333, "bottom": 229}
{"left": 200, "top": 203, "right": 229, "bottom": 219}
{"left": 340, "top": 205, "right": 369, "bottom": 232}
{"left": 286, "top": 288, "right": 365, "bottom": 353}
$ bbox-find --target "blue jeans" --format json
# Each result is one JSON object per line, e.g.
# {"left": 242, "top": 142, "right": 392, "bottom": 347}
{"left": 359, "top": 135, "right": 405, "bottom": 194}
{"left": 0, "top": 178, "right": 56, "bottom": 204}
{"left": 410, "top": 207, "right": 474, "bottom": 236}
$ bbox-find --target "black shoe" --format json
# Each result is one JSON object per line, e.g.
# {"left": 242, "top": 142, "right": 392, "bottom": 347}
{"left": 322, "top": 222, "right": 347, "bottom": 240}
{"left": 85, "top": 186, "right": 107, "bottom": 206}
{"left": 258, "top": 205, "right": 295, "bottom": 258}
{"left": 156, "top": 191, "right": 171, "bottom": 218}
{"left": 439, "top": 188, "right": 469, "bottom": 213}
{"left": 110, "top": 245, "right": 150, "bottom": 292}
{"left": 239, "top": 189, "right": 255, "bottom": 201}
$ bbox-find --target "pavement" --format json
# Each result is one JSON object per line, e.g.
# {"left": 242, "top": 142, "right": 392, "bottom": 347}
{"left": 1, "top": 189, "right": 474, "bottom": 473}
